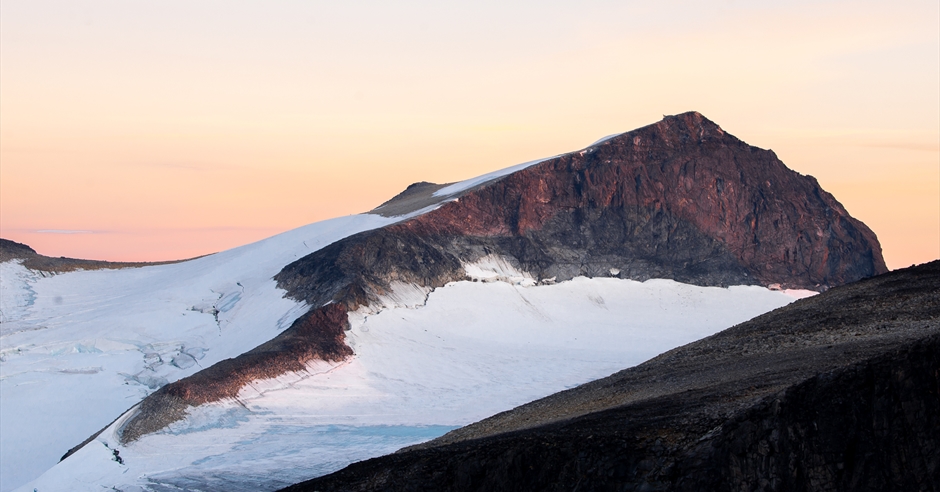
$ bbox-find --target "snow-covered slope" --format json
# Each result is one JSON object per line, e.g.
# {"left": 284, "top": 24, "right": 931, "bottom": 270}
{"left": 0, "top": 214, "right": 406, "bottom": 492}
{"left": 16, "top": 272, "right": 811, "bottom": 491}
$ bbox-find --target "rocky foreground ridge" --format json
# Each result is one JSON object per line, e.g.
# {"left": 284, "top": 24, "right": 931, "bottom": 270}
{"left": 114, "top": 112, "right": 888, "bottom": 443}
{"left": 285, "top": 260, "right": 940, "bottom": 492}
{"left": 0, "top": 238, "right": 185, "bottom": 272}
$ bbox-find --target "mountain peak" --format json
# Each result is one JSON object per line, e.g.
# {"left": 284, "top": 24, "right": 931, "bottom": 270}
{"left": 391, "top": 114, "right": 885, "bottom": 289}
{"left": 118, "top": 113, "right": 887, "bottom": 447}
{"left": 592, "top": 111, "right": 731, "bottom": 151}
{"left": 660, "top": 110, "right": 725, "bottom": 136}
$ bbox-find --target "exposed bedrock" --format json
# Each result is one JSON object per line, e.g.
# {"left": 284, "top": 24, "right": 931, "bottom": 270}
{"left": 113, "top": 112, "right": 887, "bottom": 443}
{"left": 684, "top": 341, "right": 940, "bottom": 491}
{"left": 277, "top": 111, "right": 885, "bottom": 309}
{"left": 0, "top": 238, "right": 188, "bottom": 272}
{"left": 282, "top": 261, "right": 940, "bottom": 492}
{"left": 118, "top": 303, "right": 351, "bottom": 443}
{"left": 390, "top": 111, "right": 885, "bottom": 290}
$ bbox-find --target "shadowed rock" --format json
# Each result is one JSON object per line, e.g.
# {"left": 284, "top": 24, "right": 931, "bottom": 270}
{"left": 0, "top": 238, "right": 193, "bottom": 272}
{"left": 119, "top": 303, "right": 352, "bottom": 443}
{"left": 370, "top": 181, "right": 453, "bottom": 217}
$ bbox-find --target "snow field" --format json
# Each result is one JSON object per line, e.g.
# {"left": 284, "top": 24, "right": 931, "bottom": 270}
{"left": 19, "top": 274, "right": 812, "bottom": 491}
{"left": 0, "top": 213, "right": 407, "bottom": 492}
{"left": 432, "top": 156, "right": 555, "bottom": 197}
{"left": 430, "top": 131, "right": 629, "bottom": 200}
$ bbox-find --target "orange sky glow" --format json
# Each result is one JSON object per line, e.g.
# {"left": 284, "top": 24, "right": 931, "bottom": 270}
{"left": 1, "top": 1, "right": 938, "bottom": 269}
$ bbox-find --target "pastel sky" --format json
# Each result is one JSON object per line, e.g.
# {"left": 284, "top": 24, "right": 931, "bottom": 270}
{"left": 1, "top": 0, "right": 937, "bottom": 269}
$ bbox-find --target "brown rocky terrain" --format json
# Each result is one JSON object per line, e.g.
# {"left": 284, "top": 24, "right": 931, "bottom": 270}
{"left": 283, "top": 260, "right": 940, "bottom": 492}
{"left": 278, "top": 111, "right": 885, "bottom": 312}
{"left": 114, "top": 112, "right": 889, "bottom": 444}
{"left": 0, "top": 238, "right": 192, "bottom": 272}
{"left": 370, "top": 181, "right": 453, "bottom": 217}
{"left": 118, "top": 303, "right": 353, "bottom": 442}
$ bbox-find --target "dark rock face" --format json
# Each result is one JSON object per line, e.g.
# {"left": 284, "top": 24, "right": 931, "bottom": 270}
{"left": 390, "top": 112, "right": 884, "bottom": 290}
{"left": 278, "top": 112, "right": 885, "bottom": 311}
{"left": 370, "top": 181, "right": 452, "bottom": 217}
{"left": 0, "top": 238, "right": 36, "bottom": 259}
{"left": 275, "top": 227, "right": 468, "bottom": 309}
{"left": 281, "top": 261, "right": 940, "bottom": 492}
{"left": 116, "top": 112, "right": 889, "bottom": 442}
{"left": 0, "top": 238, "right": 188, "bottom": 272}
{"left": 691, "top": 345, "right": 940, "bottom": 491}
{"left": 278, "top": 112, "right": 885, "bottom": 313}
{"left": 118, "top": 303, "right": 352, "bottom": 443}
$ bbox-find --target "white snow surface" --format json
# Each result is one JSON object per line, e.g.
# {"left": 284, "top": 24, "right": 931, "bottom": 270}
{"left": 588, "top": 132, "right": 625, "bottom": 146}
{"left": 15, "top": 270, "right": 813, "bottom": 491}
{"left": 432, "top": 156, "right": 555, "bottom": 197}
{"left": 462, "top": 254, "right": 538, "bottom": 286}
{"left": 0, "top": 213, "right": 410, "bottom": 492}
{"left": 431, "top": 130, "right": 630, "bottom": 200}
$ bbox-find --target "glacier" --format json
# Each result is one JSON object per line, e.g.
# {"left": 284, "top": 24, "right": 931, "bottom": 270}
{"left": 0, "top": 213, "right": 404, "bottom": 492}
{"left": 8, "top": 267, "right": 811, "bottom": 491}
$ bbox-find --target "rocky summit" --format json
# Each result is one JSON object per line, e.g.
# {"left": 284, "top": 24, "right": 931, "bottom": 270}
{"left": 117, "top": 112, "right": 887, "bottom": 443}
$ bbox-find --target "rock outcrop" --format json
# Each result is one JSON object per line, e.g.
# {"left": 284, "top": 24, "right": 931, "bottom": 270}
{"left": 116, "top": 112, "right": 888, "bottom": 443}
{"left": 282, "top": 260, "right": 940, "bottom": 492}
{"left": 278, "top": 111, "right": 885, "bottom": 311}
{"left": 0, "top": 238, "right": 187, "bottom": 272}
{"left": 118, "top": 303, "right": 352, "bottom": 442}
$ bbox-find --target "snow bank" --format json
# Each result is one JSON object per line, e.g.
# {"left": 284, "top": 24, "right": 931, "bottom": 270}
{"left": 427, "top": 128, "right": 624, "bottom": 199}
{"left": 432, "top": 157, "right": 555, "bottom": 198}
{"left": 0, "top": 213, "right": 411, "bottom": 492}
{"left": 462, "top": 254, "right": 536, "bottom": 286}
{"left": 19, "top": 276, "right": 806, "bottom": 491}
{"left": 587, "top": 132, "right": 624, "bottom": 146}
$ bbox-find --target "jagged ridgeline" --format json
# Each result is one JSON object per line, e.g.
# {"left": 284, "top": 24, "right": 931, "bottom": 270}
{"left": 117, "top": 112, "right": 887, "bottom": 442}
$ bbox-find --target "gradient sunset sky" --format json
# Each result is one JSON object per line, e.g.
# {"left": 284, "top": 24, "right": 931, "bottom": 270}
{"left": 1, "top": 0, "right": 937, "bottom": 269}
